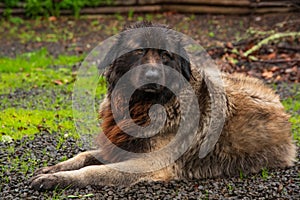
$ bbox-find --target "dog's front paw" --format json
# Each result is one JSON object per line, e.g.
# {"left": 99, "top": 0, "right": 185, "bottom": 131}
{"left": 30, "top": 174, "right": 69, "bottom": 191}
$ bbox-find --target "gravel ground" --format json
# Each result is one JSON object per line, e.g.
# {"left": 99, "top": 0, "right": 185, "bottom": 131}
{"left": 0, "top": 131, "right": 299, "bottom": 199}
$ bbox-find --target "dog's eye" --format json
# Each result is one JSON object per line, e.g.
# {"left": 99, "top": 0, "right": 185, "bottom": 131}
{"left": 161, "top": 51, "right": 171, "bottom": 61}
{"left": 134, "top": 49, "right": 145, "bottom": 55}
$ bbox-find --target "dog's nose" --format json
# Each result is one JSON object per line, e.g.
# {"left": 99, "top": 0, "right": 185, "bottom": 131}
{"left": 145, "top": 69, "right": 160, "bottom": 81}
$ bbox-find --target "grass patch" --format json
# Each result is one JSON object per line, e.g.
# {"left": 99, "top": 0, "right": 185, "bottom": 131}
{"left": 289, "top": 115, "right": 300, "bottom": 144}
{"left": 281, "top": 85, "right": 300, "bottom": 144}
{"left": 0, "top": 48, "right": 107, "bottom": 143}
{"left": 0, "top": 68, "right": 75, "bottom": 94}
{"left": 261, "top": 167, "right": 269, "bottom": 180}
{"left": 0, "top": 48, "right": 84, "bottom": 73}
{"left": 282, "top": 97, "right": 300, "bottom": 114}
{"left": 0, "top": 48, "right": 86, "bottom": 94}
{"left": 0, "top": 108, "right": 77, "bottom": 141}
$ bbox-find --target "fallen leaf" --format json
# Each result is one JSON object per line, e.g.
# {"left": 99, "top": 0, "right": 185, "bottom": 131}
{"left": 53, "top": 80, "right": 63, "bottom": 85}
{"left": 275, "top": 75, "right": 281, "bottom": 81}
{"left": 285, "top": 68, "right": 294, "bottom": 73}
{"left": 49, "top": 16, "right": 57, "bottom": 21}
{"left": 262, "top": 70, "right": 273, "bottom": 79}
{"left": 291, "top": 66, "right": 298, "bottom": 72}
{"left": 267, "top": 52, "right": 276, "bottom": 59}
{"left": 270, "top": 66, "right": 279, "bottom": 72}
{"left": 226, "top": 42, "right": 233, "bottom": 49}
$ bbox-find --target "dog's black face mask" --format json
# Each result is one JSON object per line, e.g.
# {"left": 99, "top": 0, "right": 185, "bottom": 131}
{"left": 127, "top": 48, "right": 191, "bottom": 93}
{"left": 103, "top": 21, "right": 192, "bottom": 104}
{"left": 106, "top": 48, "right": 191, "bottom": 103}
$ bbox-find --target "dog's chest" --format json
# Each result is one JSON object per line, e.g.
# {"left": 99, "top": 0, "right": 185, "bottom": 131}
{"left": 147, "top": 101, "right": 181, "bottom": 151}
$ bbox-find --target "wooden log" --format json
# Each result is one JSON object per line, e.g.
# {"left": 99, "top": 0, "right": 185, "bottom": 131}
{"left": 162, "top": 5, "right": 251, "bottom": 14}
{"left": 163, "top": 5, "right": 298, "bottom": 14}
{"left": 252, "top": 1, "right": 297, "bottom": 7}
{"left": 0, "top": 0, "right": 137, "bottom": 7}
{"left": 111, "top": 0, "right": 136, "bottom": 6}
{"left": 253, "top": 7, "right": 298, "bottom": 13}
{"left": 138, "top": 0, "right": 250, "bottom": 6}
{"left": 78, "top": 5, "right": 161, "bottom": 14}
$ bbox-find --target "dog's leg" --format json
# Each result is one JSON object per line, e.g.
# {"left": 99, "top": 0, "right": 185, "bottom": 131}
{"left": 30, "top": 160, "right": 174, "bottom": 191}
{"left": 33, "top": 150, "right": 103, "bottom": 176}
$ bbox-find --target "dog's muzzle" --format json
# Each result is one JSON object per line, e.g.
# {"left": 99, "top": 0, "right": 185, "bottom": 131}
{"left": 141, "top": 68, "right": 164, "bottom": 92}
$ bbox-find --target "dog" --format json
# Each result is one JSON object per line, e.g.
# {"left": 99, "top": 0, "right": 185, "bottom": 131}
{"left": 30, "top": 21, "right": 296, "bottom": 191}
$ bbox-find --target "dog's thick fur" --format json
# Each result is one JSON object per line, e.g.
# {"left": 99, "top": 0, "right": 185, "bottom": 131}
{"left": 30, "top": 22, "right": 296, "bottom": 191}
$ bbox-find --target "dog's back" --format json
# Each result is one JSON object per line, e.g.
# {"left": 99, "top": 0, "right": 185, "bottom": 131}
{"left": 174, "top": 72, "right": 296, "bottom": 179}
{"left": 222, "top": 74, "right": 295, "bottom": 168}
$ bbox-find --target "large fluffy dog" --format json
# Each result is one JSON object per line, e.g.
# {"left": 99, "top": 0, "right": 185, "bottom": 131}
{"left": 30, "top": 22, "right": 296, "bottom": 191}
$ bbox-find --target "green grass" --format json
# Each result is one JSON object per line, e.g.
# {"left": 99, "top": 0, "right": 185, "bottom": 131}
{"left": 289, "top": 115, "right": 300, "bottom": 144}
{"left": 0, "top": 108, "right": 77, "bottom": 141}
{"left": 284, "top": 100, "right": 300, "bottom": 114}
{"left": 261, "top": 167, "right": 269, "bottom": 180}
{"left": 0, "top": 48, "right": 107, "bottom": 143}
{"left": 0, "top": 69, "right": 76, "bottom": 94}
{"left": 0, "top": 48, "right": 87, "bottom": 94}
{"left": 0, "top": 48, "right": 84, "bottom": 73}
{"left": 282, "top": 86, "right": 300, "bottom": 144}
{"left": 227, "top": 183, "right": 233, "bottom": 192}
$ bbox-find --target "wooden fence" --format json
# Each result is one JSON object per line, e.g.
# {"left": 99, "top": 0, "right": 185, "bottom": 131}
{"left": 0, "top": 0, "right": 299, "bottom": 16}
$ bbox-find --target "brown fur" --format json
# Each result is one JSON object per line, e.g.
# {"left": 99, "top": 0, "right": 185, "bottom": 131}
{"left": 30, "top": 22, "right": 296, "bottom": 191}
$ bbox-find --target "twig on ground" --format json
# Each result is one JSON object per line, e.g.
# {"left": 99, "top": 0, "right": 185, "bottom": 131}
{"left": 243, "top": 32, "right": 300, "bottom": 57}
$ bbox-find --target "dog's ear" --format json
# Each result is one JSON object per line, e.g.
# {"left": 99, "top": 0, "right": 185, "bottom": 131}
{"left": 180, "top": 56, "right": 192, "bottom": 81}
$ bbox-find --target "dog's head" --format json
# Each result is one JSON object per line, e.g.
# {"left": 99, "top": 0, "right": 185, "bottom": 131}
{"left": 105, "top": 22, "right": 192, "bottom": 102}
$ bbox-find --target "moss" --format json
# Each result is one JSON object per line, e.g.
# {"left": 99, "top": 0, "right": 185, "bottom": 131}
{"left": 0, "top": 108, "right": 78, "bottom": 141}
